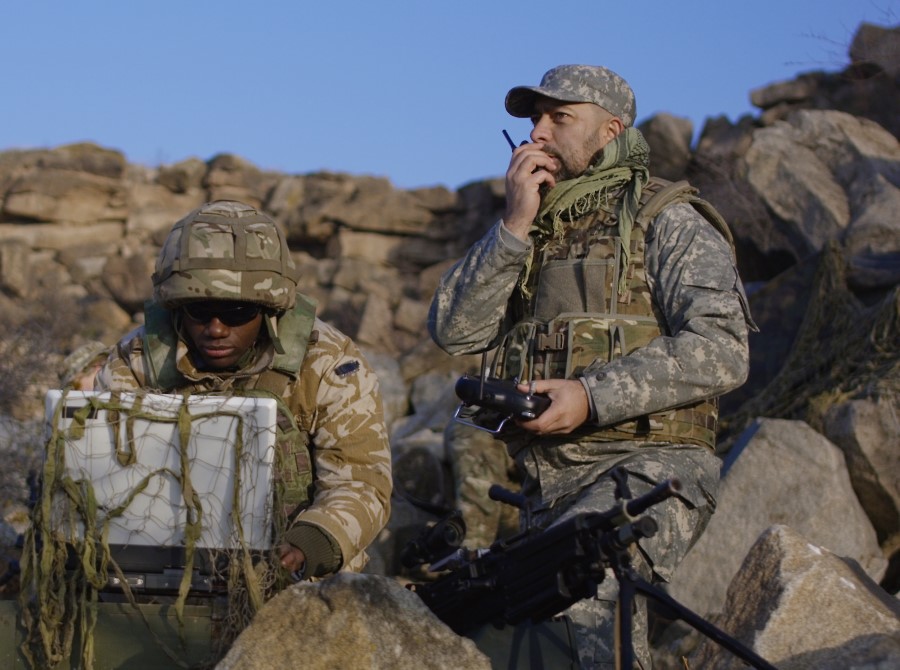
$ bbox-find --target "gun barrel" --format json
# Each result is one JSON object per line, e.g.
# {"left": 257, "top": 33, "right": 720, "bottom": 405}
{"left": 623, "top": 478, "right": 682, "bottom": 518}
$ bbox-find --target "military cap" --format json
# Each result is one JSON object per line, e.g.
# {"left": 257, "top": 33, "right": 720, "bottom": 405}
{"left": 505, "top": 64, "right": 636, "bottom": 127}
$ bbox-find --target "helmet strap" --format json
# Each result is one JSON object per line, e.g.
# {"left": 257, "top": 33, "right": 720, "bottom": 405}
{"left": 264, "top": 312, "right": 286, "bottom": 355}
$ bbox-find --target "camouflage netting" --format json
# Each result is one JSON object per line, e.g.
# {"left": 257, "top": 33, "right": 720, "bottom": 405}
{"left": 719, "top": 242, "right": 900, "bottom": 447}
{"left": 19, "top": 391, "right": 292, "bottom": 669}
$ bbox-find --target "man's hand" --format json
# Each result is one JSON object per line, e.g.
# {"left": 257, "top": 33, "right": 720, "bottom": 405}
{"left": 516, "top": 379, "right": 589, "bottom": 435}
{"left": 278, "top": 543, "right": 306, "bottom": 575}
{"left": 503, "top": 143, "right": 558, "bottom": 240}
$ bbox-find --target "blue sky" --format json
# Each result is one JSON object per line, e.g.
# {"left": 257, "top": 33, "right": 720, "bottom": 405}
{"left": 2, "top": 1, "right": 895, "bottom": 190}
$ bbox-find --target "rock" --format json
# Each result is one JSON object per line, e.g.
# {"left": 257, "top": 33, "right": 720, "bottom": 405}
{"left": 125, "top": 182, "right": 205, "bottom": 237}
{"left": 718, "top": 253, "right": 819, "bottom": 420}
{"left": 850, "top": 22, "right": 900, "bottom": 78}
{"left": 823, "top": 395, "right": 900, "bottom": 545}
{"left": 740, "top": 113, "right": 852, "bottom": 258}
{"left": 689, "top": 525, "right": 900, "bottom": 670}
{"left": 314, "top": 175, "right": 437, "bottom": 236}
{"left": 687, "top": 115, "right": 780, "bottom": 283}
{"left": 332, "top": 228, "right": 408, "bottom": 266}
{"left": 0, "top": 221, "right": 124, "bottom": 251}
{"left": 4, "top": 169, "right": 128, "bottom": 224}
{"left": 36, "top": 142, "right": 127, "bottom": 179}
{"left": 741, "top": 110, "right": 900, "bottom": 269}
{"left": 101, "top": 250, "right": 156, "bottom": 314}
{"left": 639, "top": 112, "right": 693, "bottom": 181}
{"left": 669, "top": 417, "right": 887, "bottom": 617}
{"left": 216, "top": 573, "right": 490, "bottom": 670}
{"left": 356, "top": 292, "right": 399, "bottom": 355}
{"left": 0, "top": 239, "right": 32, "bottom": 298}
{"left": 203, "top": 153, "right": 279, "bottom": 208}
{"left": 157, "top": 157, "right": 207, "bottom": 194}
{"left": 77, "top": 295, "right": 135, "bottom": 344}
{"left": 362, "top": 349, "right": 409, "bottom": 431}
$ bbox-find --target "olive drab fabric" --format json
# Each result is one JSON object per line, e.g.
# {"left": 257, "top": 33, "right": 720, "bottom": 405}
{"left": 491, "top": 178, "right": 727, "bottom": 450}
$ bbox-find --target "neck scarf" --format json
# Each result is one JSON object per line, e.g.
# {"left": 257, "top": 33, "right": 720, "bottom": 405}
{"left": 521, "top": 126, "right": 651, "bottom": 297}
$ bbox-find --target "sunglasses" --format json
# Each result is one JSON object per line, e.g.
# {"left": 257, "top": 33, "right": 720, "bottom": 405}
{"left": 181, "top": 301, "right": 262, "bottom": 327}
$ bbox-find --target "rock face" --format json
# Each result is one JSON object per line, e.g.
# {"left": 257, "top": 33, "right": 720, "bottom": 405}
{"left": 215, "top": 573, "right": 490, "bottom": 670}
{"left": 688, "top": 525, "right": 900, "bottom": 670}
{"left": 668, "top": 418, "right": 887, "bottom": 618}
{"left": 0, "top": 19, "right": 897, "bottom": 670}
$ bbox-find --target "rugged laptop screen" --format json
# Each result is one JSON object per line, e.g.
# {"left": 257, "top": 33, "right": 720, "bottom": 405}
{"left": 44, "top": 390, "right": 278, "bottom": 568}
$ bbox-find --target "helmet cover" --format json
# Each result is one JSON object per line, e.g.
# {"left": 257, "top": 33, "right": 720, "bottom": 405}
{"left": 152, "top": 200, "right": 298, "bottom": 311}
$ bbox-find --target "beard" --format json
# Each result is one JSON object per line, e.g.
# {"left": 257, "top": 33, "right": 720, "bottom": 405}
{"left": 542, "top": 145, "right": 607, "bottom": 183}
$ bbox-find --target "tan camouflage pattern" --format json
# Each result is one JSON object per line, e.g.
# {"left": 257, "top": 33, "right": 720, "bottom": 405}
{"left": 153, "top": 200, "right": 299, "bottom": 311}
{"left": 58, "top": 340, "right": 109, "bottom": 389}
{"left": 95, "top": 317, "right": 392, "bottom": 574}
{"left": 506, "top": 65, "right": 637, "bottom": 127}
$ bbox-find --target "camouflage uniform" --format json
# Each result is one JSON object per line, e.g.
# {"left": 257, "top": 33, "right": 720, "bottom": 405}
{"left": 96, "top": 316, "right": 391, "bottom": 575}
{"left": 58, "top": 340, "right": 109, "bottom": 390}
{"left": 95, "top": 201, "right": 392, "bottom": 577}
{"left": 429, "top": 66, "right": 754, "bottom": 668}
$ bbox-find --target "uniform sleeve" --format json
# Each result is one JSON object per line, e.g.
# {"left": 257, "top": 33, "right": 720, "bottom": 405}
{"left": 581, "top": 203, "right": 754, "bottom": 426}
{"left": 93, "top": 329, "right": 147, "bottom": 391}
{"left": 288, "top": 322, "right": 392, "bottom": 572}
{"left": 428, "top": 221, "right": 532, "bottom": 355}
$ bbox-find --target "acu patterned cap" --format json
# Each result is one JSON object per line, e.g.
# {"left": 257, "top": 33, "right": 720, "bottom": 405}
{"left": 153, "top": 200, "right": 299, "bottom": 311}
{"left": 505, "top": 64, "right": 636, "bottom": 127}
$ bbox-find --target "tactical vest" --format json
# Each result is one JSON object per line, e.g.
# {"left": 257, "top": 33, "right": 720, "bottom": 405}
{"left": 141, "top": 295, "right": 319, "bottom": 527}
{"left": 494, "top": 179, "right": 732, "bottom": 450}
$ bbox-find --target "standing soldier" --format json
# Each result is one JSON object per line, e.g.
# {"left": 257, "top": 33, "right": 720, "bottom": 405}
{"left": 429, "top": 65, "right": 756, "bottom": 667}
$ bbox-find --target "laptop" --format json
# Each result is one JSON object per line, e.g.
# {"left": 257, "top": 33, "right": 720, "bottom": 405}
{"left": 44, "top": 390, "right": 278, "bottom": 577}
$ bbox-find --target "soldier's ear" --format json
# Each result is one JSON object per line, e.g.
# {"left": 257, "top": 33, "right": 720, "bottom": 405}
{"left": 604, "top": 116, "right": 625, "bottom": 141}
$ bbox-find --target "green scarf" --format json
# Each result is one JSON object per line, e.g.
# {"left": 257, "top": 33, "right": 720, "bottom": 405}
{"left": 522, "top": 126, "right": 651, "bottom": 297}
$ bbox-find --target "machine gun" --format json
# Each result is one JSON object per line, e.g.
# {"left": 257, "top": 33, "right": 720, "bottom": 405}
{"left": 406, "top": 468, "right": 778, "bottom": 670}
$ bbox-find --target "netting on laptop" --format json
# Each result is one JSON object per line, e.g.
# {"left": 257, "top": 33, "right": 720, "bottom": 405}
{"left": 19, "top": 390, "right": 289, "bottom": 669}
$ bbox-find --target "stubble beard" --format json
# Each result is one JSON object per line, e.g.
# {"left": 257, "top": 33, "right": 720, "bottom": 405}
{"left": 538, "top": 145, "right": 606, "bottom": 199}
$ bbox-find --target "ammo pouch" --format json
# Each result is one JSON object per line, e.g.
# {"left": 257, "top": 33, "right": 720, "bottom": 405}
{"left": 492, "top": 313, "right": 718, "bottom": 450}
{"left": 493, "top": 312, "right": 662, "bottom": 383}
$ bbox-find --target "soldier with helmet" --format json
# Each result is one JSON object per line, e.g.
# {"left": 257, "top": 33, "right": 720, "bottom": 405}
{"left": 95, "top": 200, "right": 392, "bottom": 580}
{"left": 429, "top": 65, "right": 756, "bottom": 666}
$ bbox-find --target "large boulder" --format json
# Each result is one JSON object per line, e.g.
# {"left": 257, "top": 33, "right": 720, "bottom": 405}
{"left": 216, "top": 573, "right": 490, "bottom": 670}
{"left": 668, "top": 417, "right": 887, "bottom": 617}
{"left": 823, "top": 395, "right": 900, "bottom": 545}
{"left": 738, "top": 110, "right": 900, "bottom": 267}
{"left": 688, "top": 525, "right": 900, "bottom": 670}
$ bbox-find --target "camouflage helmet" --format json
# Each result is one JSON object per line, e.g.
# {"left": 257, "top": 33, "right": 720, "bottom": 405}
{"left": 152, "top": 200, "right": 298, "bottom": 311}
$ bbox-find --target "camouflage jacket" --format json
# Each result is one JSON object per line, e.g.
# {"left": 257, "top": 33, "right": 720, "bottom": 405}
{"left": 95, "top": 316, "right": 392, "bottom": 574}
{"left": 429, "top": 199, "right": 755, "bottom": 504}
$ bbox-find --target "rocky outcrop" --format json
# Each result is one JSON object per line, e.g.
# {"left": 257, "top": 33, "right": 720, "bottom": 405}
{"left": 0, "top": 19, "right": 897, "bottom": 670}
